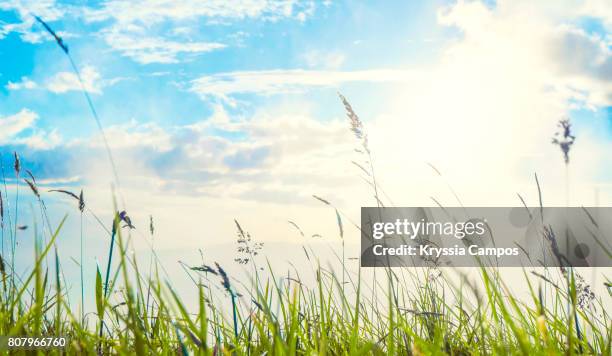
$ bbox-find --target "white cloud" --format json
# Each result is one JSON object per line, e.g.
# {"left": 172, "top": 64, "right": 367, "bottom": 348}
{"left": 190, "top": 69, "right": 419, "bottom": 101}
{"left": 83, "top": 0, "right": 317, "bottom": 64}
{"left": 56, "top": 103, "right": 359, "bottom": 250}
{"left": 438, "top": 0, "right": 612, "bottom": 107}
{"left": 0, "top": 0, "right": 66, "bottom": 43}
{"left": 14, "top": 129, "right": 62, "bottom": 149}
{"left": 0, "top": 109, "right": 38, "bottom": 143}
{"left": 73, "top": 120, "right": 173, "bottom": 151}
{"left": 46, "top": 66, "right": 102, "bottom": 94}
{"left": 6, "top": 77, "right": 38, "bottom": 90}
{"left": 67, "top": 104, "right": 354, "bottom": 202}
{"left": 303, "top": 50, "right": 346, "bottom": 69}
{"left": 0, "top": 0, "right": 62, "bottom": 20}
{"left": 101, "top": 28, "right": 226, "bottom": 64}
{"left": 0, "top": 109, "right": 64, "bottom": 149}
{"left": 6, "top": 67, "right": 124, "bottom": 94}
{"left": 357, "top": 0, "right": 612, "bottom": 211}
{"left": 85, "top": 0, "right": 316, "bottom": 25}
{"left": 1, "top": 1, "right": 319, "bottom": 64}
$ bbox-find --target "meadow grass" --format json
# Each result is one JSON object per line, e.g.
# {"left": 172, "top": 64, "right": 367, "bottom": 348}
{"left": 0, "top": 17, "right": 609, "bottom": 355}
{"left": 0, "top": 94, "right": 609, "bottom": 356}
{"left": 0, "top": 165, "right": 610, "bottom": 355}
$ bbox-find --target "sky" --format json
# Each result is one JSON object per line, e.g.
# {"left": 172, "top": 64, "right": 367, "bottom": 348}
{"left": 0, "top": 0, "right": 611, "bottom": 268}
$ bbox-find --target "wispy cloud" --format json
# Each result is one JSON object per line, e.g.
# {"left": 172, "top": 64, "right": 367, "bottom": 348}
{"left": 51, "top": 105, "right": 353, "bottom": 203}
{"left": 101, "top": 28, "right": 226, "bottom": 64}
{"left": 14, "top": 128, "right": 62, "bottom": 149}
{"left": 71, "top": 120, "right": 173, "bottom": 151}
{"left": 6, "top": 66, "right": 125, "bottom": 94}
{"left": 190, "top": 69, "right": 418, "bottom": 101}
{"left": 83, "top": 0, "right": 317, "bottom": 64}
{"left": 46, "top": 65, "right": 102, "bottom": 94}
{"left": 0, "top": 109, "right": 38, "bottom": 142}
{"left": 6, "top": 77, "right": 37, "bottom": 90}
{"left": 438, "top": 0, "right": 612, "bottom": 107}
{"left": 85, "top": 0, "right": 316, "bottom": 25}
{"left": 0, "top": 109, "right": 63, "bottom": 149}
{"left": 0, "top": 0, "right": 67, "bottom": 43}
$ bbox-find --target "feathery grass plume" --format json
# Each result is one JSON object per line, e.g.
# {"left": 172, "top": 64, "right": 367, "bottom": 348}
{"left": 234, "top": 220, "right": 263, "bottom": 265}
{"left": 339, "top": 93, "right": 368, "bottom": 152}
{"left": 573, "top": 272, "right": 595, "bottom": 310}
{"left": 338, "top": 93, "right": 384, "bottom": 214}
{"left": 552, "top": 118, "right": 576, "bottom": 164}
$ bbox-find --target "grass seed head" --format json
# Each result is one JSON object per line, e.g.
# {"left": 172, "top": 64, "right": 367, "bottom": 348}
{"left": 78, "top": 190, "right": 85, "bottom": 213}
{"left": 215, "top": 262, "right": 232, "bottom": 294}
{"left": 34, "top": 15, "right": 69, "bottom": 54}
{"left": 551, "top": 118, "right": 576, "bottom": 164}
{"left": 24, "top": 179, "right": 39, "bottom": 199}
{"left": 49, "top": 189, "right": 79, "bottom": 201}
{"left": 338, "top": 93, "right": 369, "bottom": 153}
{"left": 190, "top": 264, "right": 217, "bottom": 275}
{"left": 13, "top": 152, "right": 20, "bottom": 176}
{"left": 573, "top": 272, "right": 595, "bottom": 309}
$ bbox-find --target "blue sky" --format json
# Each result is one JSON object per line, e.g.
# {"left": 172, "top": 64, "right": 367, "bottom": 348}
{"left": 0, "top": 1, "right": 452, "bottom": 136}
{"left": 0, "top": 1, "right": 464, "bottom": 183}
{"left": 0, "top": 0, "right": 611, "bottom": 252}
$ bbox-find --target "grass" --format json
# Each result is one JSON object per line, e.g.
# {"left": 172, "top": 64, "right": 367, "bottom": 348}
{"left": 0, "top": 155, "right": 610, "bottom": 355}
{"left": 0, "top": 94, "right": 609, "bottom": 356}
